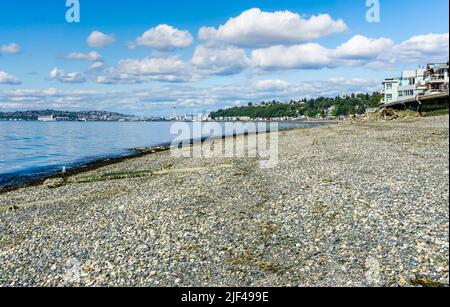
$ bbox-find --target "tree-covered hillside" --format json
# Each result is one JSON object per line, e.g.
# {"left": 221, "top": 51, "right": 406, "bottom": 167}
{"left": 211, "top": 92, "right": 383, "bottom": 119}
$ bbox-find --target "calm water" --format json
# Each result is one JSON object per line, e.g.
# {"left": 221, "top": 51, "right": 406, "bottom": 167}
{"left": 0, "top": 121, "right": 329, "bottom": 187}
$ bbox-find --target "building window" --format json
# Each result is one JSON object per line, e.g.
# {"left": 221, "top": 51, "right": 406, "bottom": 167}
{"left": 386, "top": 84, "right": 393, "bottom": 90}
{"left": 386, "top": 94, "right": 392, "bottom": 101}
{"left": 404, "top": 90, "right": 414, "bottom": 96}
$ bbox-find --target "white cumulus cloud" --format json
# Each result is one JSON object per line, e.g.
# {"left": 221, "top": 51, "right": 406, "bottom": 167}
{"left": 251, "top": 43, "right": 334, "bottom": 70}
{"left": 130, "top": 24, "right": 194, "bottom": 51}
{"left": 365, "top": 33, "right": 449, "bottom": 69}
{"left": 96, "top": 56, "right": 196, "bottom": 84}
{"left": 191, "top": 45, "right": 249, "bottom": 75}
{"left": 393, "top": 33, "right": 449, "bottom": 63}
{"left": 87, "top": 31, "right": 116, "bottom": 49}
{"left": 49, "top": 68, "right": 86, "bottom": 83}
{"left": 0, "top": 70, "right": 21, "bottom": 84}
{"left": 1, "top": 43, "right": 20, "bottom": 54}
{"left": 333, "top": 35, "right": 394, "bottom": 60}
{"left": 250, "top": 33, "right": 449, "bottom": 71}
{"left": 254, "top": 80, "right": 290, "bottom": 91}
{"left": 65, "top": 51, "right": 103, "bottom": 62}
{"left": 89, "top": 62, "right": 105, "bottom": 71}
{"left": 199, "top": 8, "right": 347, "bottom": 47}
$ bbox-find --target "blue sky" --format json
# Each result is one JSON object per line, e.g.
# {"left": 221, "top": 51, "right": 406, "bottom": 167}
{"left": 0, "top": 0, "right": 449, "bottom": 116}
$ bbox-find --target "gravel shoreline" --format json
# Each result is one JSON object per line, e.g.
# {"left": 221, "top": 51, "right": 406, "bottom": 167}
{"left": 1, "top": 116, "right": 449, "bottom": 287}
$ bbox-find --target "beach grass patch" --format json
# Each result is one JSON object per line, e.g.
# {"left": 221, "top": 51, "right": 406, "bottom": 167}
{"left": 424, "top": 109, "right": 449, "bottom": 117}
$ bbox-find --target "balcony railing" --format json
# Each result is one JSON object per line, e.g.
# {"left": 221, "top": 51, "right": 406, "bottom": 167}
{"left": 426, "top": 75, "right": 446, "bottom": 82}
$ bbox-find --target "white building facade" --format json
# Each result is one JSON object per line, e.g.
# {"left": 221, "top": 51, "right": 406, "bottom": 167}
{"left": 381, "top": 69, "right": 426, "bottom": 105}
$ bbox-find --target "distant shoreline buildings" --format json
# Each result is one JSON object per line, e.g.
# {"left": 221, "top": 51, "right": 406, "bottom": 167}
{"left": 381, "top": 62, "right": 449, "bottom": 105}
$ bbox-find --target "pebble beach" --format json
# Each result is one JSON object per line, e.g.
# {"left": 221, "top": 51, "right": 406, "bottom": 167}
{"left": 0, "top": 115, "right": 449, "bottom": 287}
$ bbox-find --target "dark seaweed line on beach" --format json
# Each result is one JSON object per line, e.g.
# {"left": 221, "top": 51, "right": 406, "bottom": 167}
{"left": 0, "top": 145, "right": 172, "bottom": 195}
{"left": 0, "top": 123, "right": 334, "bottom": 194}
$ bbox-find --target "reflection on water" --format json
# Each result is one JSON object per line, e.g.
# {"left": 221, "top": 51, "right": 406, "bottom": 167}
{"left": 0, "top": 121, "right": 330, "bottom": 186}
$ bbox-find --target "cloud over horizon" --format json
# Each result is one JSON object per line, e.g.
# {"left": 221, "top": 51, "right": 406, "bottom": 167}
{"left": 0, "top": 77, "right": 380, "bottom": 114}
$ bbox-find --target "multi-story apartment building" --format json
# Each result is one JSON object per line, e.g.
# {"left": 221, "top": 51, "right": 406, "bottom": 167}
{"left": 381, "top": 63, "right": 449, "bottom": 105}
{"left": 381, "top": 69, "right": 426, "bottom": 105}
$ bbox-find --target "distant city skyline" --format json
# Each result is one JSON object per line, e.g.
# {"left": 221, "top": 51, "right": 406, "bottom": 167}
{"left": 0, "top": 0, "right": 449, "bottom": 116}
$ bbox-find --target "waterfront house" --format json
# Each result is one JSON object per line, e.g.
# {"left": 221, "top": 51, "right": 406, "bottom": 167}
{"left": 381, "top": 68, "right": 426, "bottom": 105}
{"left": 424, "top": 63, "right": 449, "bottom": 94}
